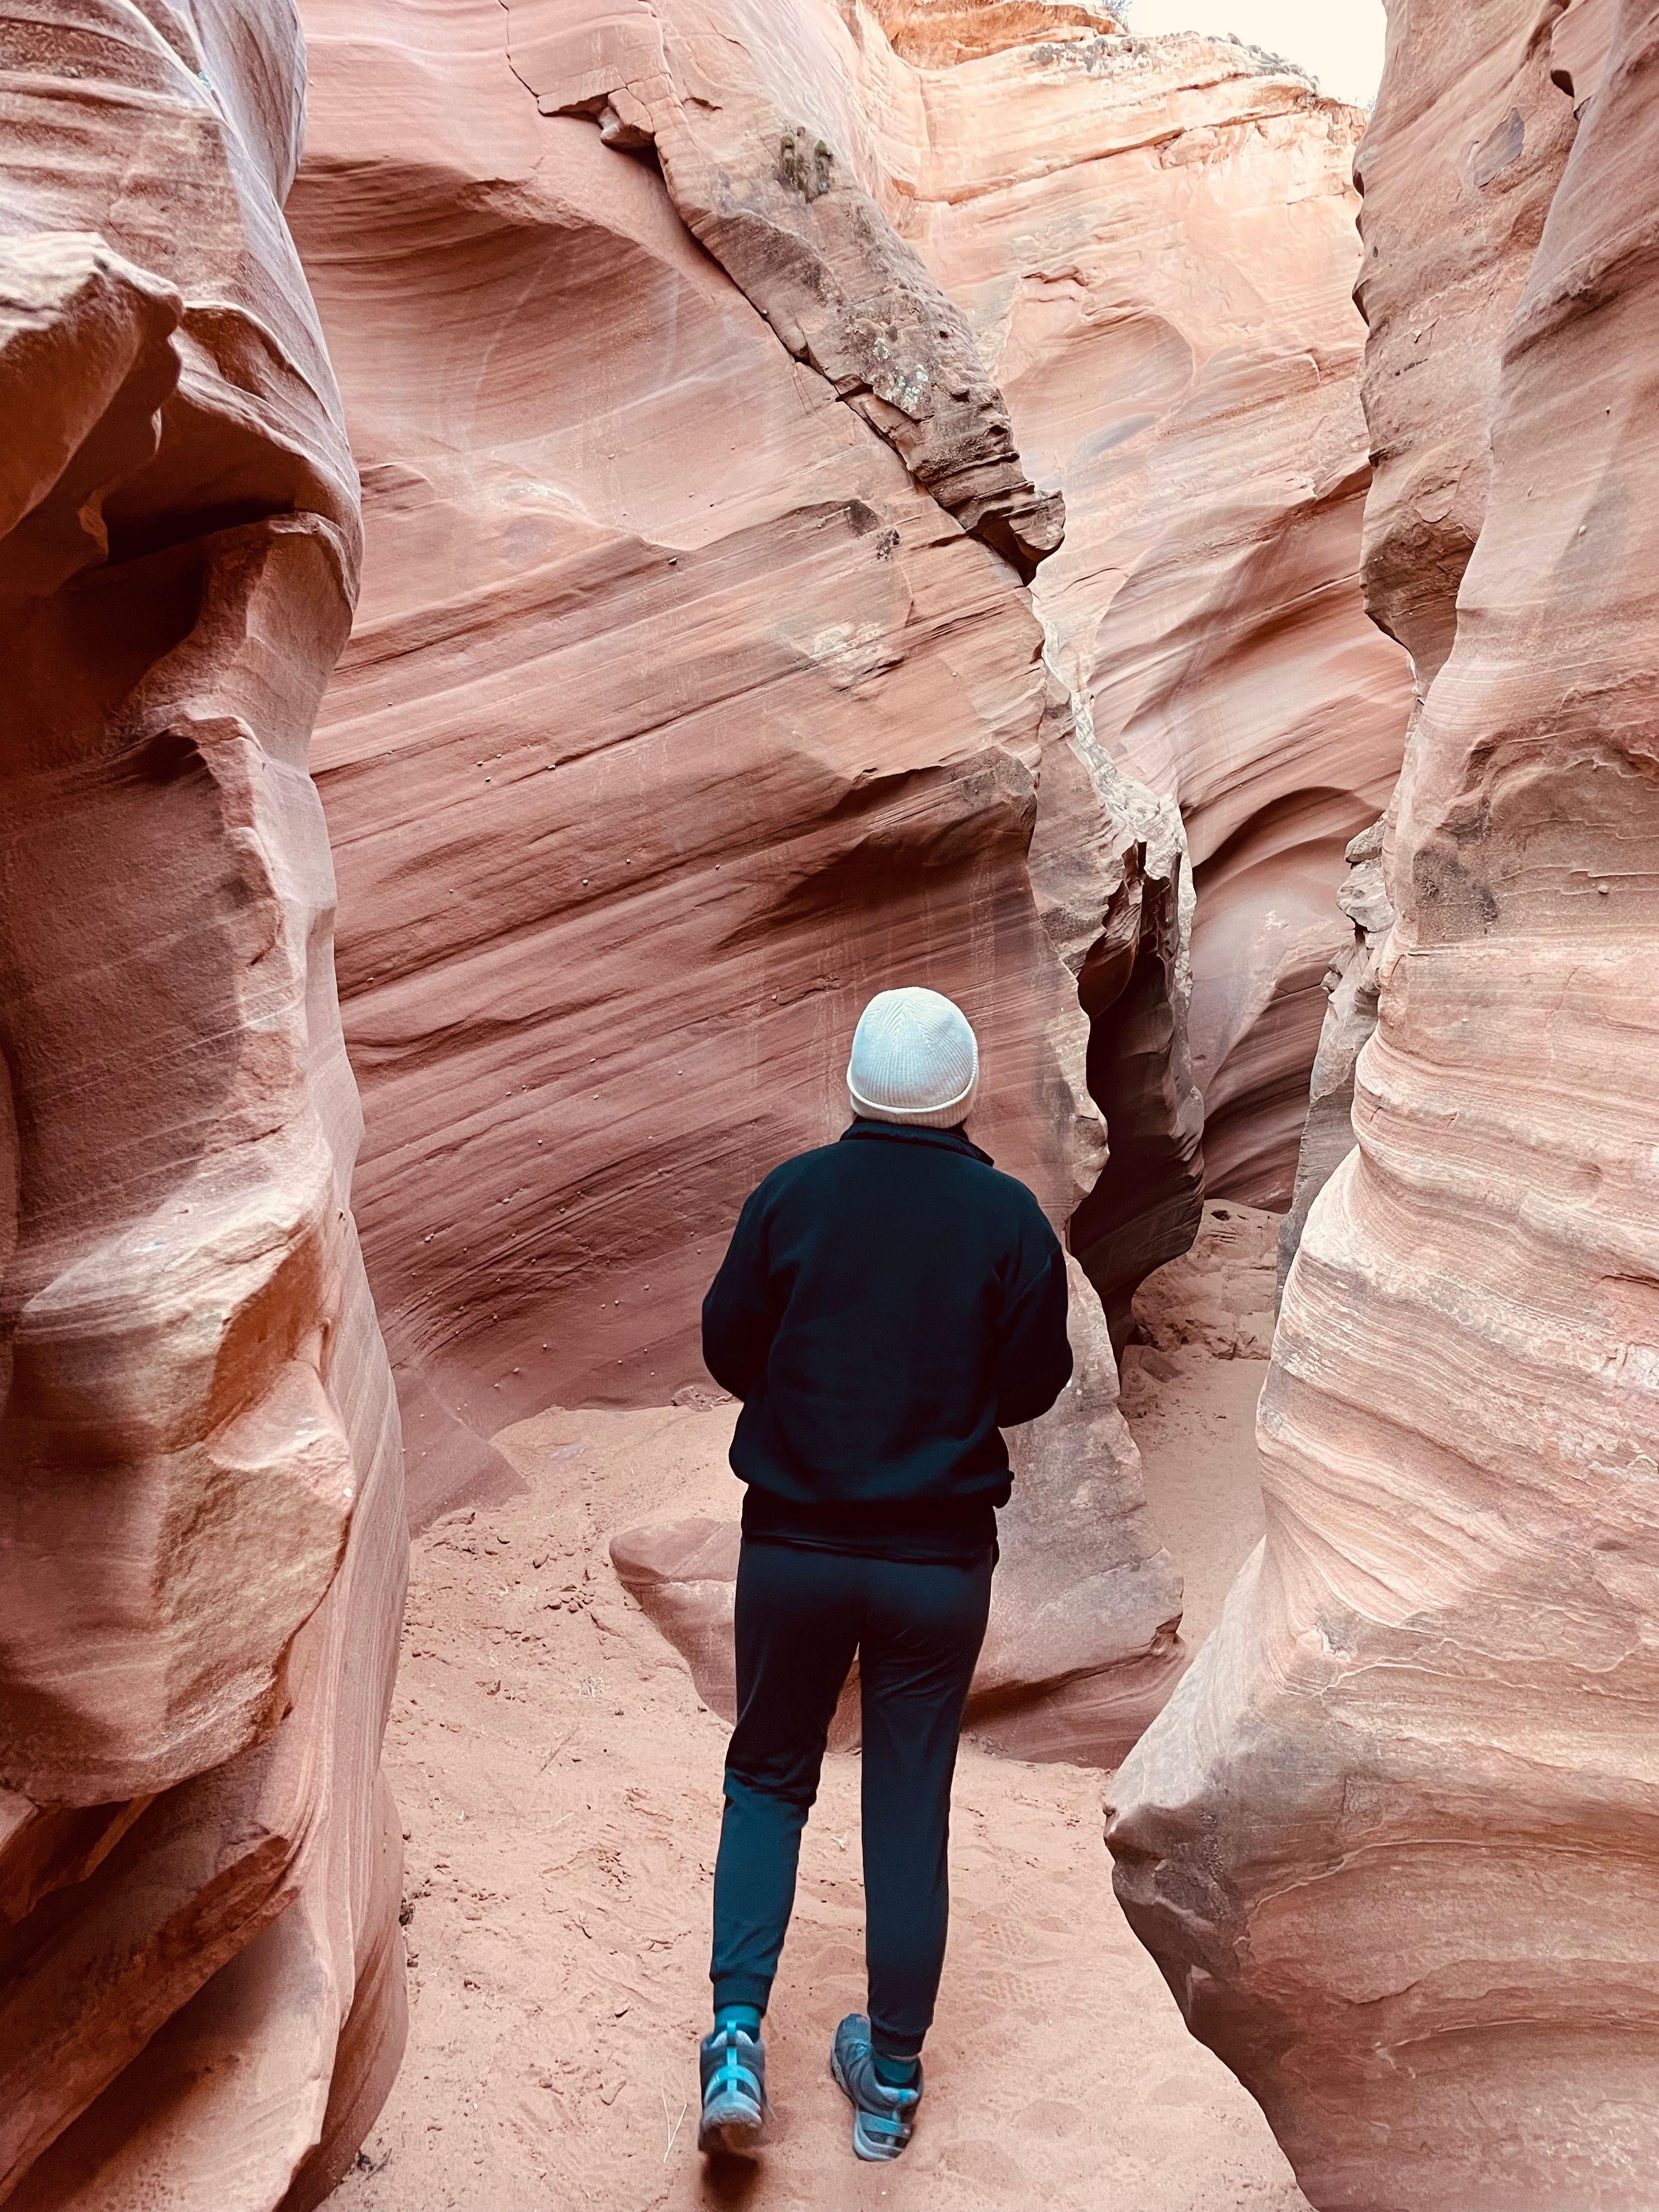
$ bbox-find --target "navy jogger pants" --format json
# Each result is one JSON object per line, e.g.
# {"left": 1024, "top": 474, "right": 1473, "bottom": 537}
{"left": 709, "top": 1536, "right": 993, "bottom": 2057}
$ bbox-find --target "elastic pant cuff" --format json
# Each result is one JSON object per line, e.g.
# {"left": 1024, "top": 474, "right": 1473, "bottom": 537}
{"left": 869, "top": 2023, "right": 927, "bottom": 2062}
{"left": 712, "top": 1973, "right": 772, "bottom": 2016}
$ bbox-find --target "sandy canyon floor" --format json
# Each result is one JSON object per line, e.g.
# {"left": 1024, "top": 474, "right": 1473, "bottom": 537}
{"left": 326, "top": 1205, "right": 1304, "bottom": 2212}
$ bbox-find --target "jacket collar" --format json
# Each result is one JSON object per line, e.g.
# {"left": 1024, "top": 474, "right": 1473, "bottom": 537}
{"left": 840, "top": 1118, "right": 994, "bottom": 1166}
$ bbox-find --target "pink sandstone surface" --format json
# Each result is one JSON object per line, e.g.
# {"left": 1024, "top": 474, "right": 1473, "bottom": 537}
{"left": 1277, "top": 0, "right": 1616, "bottom": 1286}
{"left": 881, "top": 21, "right": 1415, "bottom": 1210}
{"left": 287, "top": 0, "right": 1216, "bottom": 1764}
{"left": 293, "top": 5, "right": 1411, "bottom": 1496}
{"left": 292, "top": 0, "right": 1199, "bottom": 1747}
{"left": 1108, "top": 3, "right": 1659, "bottom": 2207}
{"left": 290, "top": 0, "right": 1107, "bottom": 1519}
{"left": 0, "top": 1, "right": 405, "bottom": 2203}
{"left": 1274, "top": 816, "right": 1391, "bottom": 1299}
{"left": 289, "top": 2, "right": 1398, "bottom": 1756}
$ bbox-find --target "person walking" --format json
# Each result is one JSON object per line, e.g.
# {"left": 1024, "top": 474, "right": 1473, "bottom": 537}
{"left": 694, "top": 986, "right": 1074, "bottom": 2162}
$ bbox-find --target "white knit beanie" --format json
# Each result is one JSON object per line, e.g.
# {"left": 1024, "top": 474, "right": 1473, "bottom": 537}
{"left": 847, "top": 987, "right": 980, "bottom": 1130}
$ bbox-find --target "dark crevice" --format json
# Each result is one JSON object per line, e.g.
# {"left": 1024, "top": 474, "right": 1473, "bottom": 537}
{"left": 1068, "top": 865, "right": 1205, "bottom": 1352}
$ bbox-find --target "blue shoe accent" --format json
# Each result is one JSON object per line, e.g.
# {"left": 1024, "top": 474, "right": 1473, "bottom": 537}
{"left": 831, "top": 2014, "right": 922, "bottom": 2162}
{"left": 697, "top": 2023, "right": 767, "bottom": 2154}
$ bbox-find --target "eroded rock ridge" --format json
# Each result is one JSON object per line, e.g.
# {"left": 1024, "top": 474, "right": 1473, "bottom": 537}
{"left": 1109, "top": 4, "right": 1659, "bottom": 2205}
{"left": 0, "top": 2, "right": 405, "bottom": 2202}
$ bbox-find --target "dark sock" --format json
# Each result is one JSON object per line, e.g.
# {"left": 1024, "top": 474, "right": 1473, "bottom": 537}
{"left": 871, "top": 2047, "right": 921, "bottom": 2088}
{"left": 713, "top": 2003, "right": 761, "bottom": 2039}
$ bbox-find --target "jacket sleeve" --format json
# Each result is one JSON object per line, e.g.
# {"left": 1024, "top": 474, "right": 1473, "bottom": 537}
{"left": 701, "top": 1182, "right": 777, "bottom": 1402}
{"left": 995, "top": 1215, "right": 1074, "bottom": 1427}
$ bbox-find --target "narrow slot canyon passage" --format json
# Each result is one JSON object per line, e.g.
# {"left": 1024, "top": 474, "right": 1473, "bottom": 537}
{"left": 10, "top": 0, "right": 1658, "bottom": 2195}
{"left": 327, "top": 1207, "right": 1294, "bottom": 2211}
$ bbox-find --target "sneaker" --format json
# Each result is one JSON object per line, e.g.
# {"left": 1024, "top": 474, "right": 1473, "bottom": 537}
{"left": 697, "top": 2023, "right": 767, "bottom": 2154}
{"left": 830, "top": 2013, "right": 922, "bottom": 2162}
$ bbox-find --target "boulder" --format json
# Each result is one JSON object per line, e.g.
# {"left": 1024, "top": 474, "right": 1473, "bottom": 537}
{"left": 611, "top": 1515, "right": 862, "bottom": 1750}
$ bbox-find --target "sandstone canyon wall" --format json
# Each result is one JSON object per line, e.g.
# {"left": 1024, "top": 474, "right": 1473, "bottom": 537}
{"left": 291, "top": 0, "right": 1095, "bottom": 1515}
{"left": 888, "top": 22, "right": 1414, "bottom": 1212}
{"left": 1279, "top": 0, "right": 1598, "bottom": 1286}
{"left": 290, "top": 0, "right": 1401, "bottom": 1500}
{"left": 290, "top": 0, "right": 1210, "bottom": 1752}
{"left": 1109, "top": 3, "right": 1659, "bottom": 2207}
{"left": 0, "top": 2, "right": 405, "bottom": 2203}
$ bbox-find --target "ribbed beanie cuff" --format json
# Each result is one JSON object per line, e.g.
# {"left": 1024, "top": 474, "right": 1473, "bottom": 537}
{"left": 847, "top": 1079, "right": 979, "bottom": 1130}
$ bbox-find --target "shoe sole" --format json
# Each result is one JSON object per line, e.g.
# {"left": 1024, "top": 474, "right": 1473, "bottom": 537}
{"left": 697, "top": 2094, "right": 765, "bottom": 2156}
{"left": 830, "top": 2046, "right": 911, "bottom": 2163}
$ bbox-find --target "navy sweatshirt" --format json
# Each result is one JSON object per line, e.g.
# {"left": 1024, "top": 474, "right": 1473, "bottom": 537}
{"left": 701, "top": 1120, "right": 1073, "bottom": 1561}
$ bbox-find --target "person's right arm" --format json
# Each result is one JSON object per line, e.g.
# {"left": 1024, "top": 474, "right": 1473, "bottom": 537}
{"left": 701, "top": 1181, "right": 776, "bottom": 1402}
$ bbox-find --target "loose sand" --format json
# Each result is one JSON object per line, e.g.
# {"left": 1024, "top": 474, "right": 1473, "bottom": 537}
{"left": 327, "top": 1203, "right": 1304, "bottom": 2211}
{"left": 1122, "top": 1201, "right": 1279, "bottom": 1651}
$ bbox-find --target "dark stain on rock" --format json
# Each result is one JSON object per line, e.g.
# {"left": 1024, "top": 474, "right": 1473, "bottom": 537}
{"left": 1472, "top": 106, "right": 1525, "bottom": 189}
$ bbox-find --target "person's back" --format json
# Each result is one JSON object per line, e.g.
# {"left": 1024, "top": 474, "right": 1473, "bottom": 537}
{"left": 693, "top": 988, "right": 1073, "bottom": 2162}
{"left": 703, "top": 1117, "right": 1072, "bottom": 1544}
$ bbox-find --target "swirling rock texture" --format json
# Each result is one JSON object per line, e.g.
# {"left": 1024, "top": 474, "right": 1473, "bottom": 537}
{"left": 1277, "top": 0, "right": 1614, "bottom": 1290}
{"left": 1356, "top": 0, "right": 1594, "bottom": 691}
{"left": 885, "top": 21, "right": 1412, "bottom": 1209}
{"left": 1109, "top": 5, "right": 1659, "bottom": 2209}
{"left": 285, "top": 1, "right": 1412, "bottom": 1769}
{"left": 286, "top": 0, "right": 1214, "bottom": 1523}
{"left": 1274, "top": 817, "right": 1391, "bottom": 1301}
{"left": 0, "top": 3, "right": 405, "bottom": 2205}
{"left": 290, "top": 1, "right": 1404, "bottom": 1484}
{"left": 1274, "top": 0, "right": 1601, "bottom": 1288}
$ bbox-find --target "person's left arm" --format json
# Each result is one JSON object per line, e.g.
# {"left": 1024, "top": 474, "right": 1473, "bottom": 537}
{"left": 700, "top": 1181, "right": 777, "bottom": 1402}
{"left": 994, "top": 1210, "right": 1074, "bottom": 1426}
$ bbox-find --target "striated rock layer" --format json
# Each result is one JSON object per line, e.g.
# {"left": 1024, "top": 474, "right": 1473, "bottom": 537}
{"left": 1274, "top": 816, "right": 1391, "bottom": 1300}
{"left": 1355, "top": 0, "right": 1593, "bottom": 691}
{"left": 0, "top": 2, "right": 405, "bottom": 2204}
{"left": 1108, "top": 3, "right": 1659, "bottom": 2206}
{"left": 887, "top": 22, "right": 1414, "bottom": 1210}
{"left": 292, "top": 0, "right": 1399, "bottom": 1515}
{"left": 1277, "top": 0, "right": 1614, "bottom": 1288}
{"left": 288, "top": 0, "right": 1211, "bottom": 1528}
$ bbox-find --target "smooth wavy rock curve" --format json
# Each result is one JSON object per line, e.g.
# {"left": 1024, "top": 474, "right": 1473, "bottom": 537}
{"left": 1108, "top": 4, "right": 1659, "bottom": 2204}
{"left": 0, "top": 3, "right": 406, "bottom": 2203}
